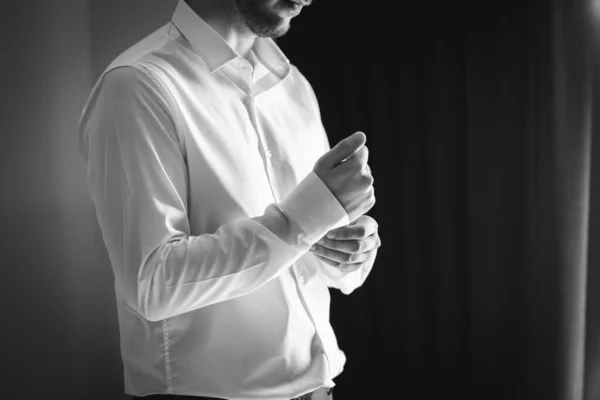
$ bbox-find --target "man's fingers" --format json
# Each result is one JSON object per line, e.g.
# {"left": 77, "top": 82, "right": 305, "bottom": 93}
{"left": 316, "top": 234, "right": 380, "bottom": 254}
{"left": 311, "top": 244, "right": 376, "bottom": 265}
{"left": 318, "top": 131, "right": 366, "bottom": 170}
{"left": 313, "top": 254, "right": 363, "bottom": 273}
{"left": 327, "top": 215, "right": 378, "bottom": 240}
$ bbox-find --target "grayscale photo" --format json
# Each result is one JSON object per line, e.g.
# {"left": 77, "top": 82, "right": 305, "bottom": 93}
{"left": 2, "top": 1, "right": 600, "bottom": 399}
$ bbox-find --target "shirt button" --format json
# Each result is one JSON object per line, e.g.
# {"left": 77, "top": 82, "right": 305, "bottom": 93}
{"left": 299, "top": 275, "right": 306, "bottom": 284}
{"left": 265, "top": 149, "right": 273, "bottom": 159}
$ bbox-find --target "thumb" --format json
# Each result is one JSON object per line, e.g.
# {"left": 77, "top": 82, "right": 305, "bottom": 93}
{"left": 320, "top": 131, "right": 366, "bottom": 169}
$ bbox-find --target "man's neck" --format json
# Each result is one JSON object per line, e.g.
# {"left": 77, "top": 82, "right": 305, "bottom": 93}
{"left": 185, "top": 0, "right": 257, "bottom": 59}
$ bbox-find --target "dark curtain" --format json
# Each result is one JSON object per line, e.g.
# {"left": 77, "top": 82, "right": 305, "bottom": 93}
{"left": 278, "top": 0, "right": 598, "bottom": 399}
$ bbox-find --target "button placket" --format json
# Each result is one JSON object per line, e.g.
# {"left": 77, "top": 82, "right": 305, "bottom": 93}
{"left": 247, "top": 96, "right": 278, "bottom": 202}
{"left": 290, "top": 266, "right": 331, "bottom": 375}
{"left": 248, "top": 97, "right": 268, "bottom": 162}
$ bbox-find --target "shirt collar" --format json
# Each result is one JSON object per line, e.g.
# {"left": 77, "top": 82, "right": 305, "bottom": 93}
{"left": 171, "top": 0, "right": 290, "bottom": 78}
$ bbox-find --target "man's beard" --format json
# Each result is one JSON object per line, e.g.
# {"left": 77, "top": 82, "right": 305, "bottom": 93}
{"left": 232, "top": 0, "right": 290, "bottom": 38}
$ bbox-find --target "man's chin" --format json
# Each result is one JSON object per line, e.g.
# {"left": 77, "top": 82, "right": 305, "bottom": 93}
{"left": 263, "top": 23, "right": 290, "bottom": 38}
{"left": 249, "top": 20, "right": 290, "bottom": 38}
{"left": 234, "top": 0, "right": 293, "bottom": 39}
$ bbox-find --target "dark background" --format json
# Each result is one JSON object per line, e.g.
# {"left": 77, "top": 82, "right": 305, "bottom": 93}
{"left": 1, "top": 1, "right": 599, "bottom": 399}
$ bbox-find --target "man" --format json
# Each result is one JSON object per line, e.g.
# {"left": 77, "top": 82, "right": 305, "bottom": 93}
{"left": 77, "top": 0, "right": 380, "bottom": 399}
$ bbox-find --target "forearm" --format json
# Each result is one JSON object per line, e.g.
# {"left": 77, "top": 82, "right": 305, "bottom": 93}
{"left": 137, "top": 204, "right": 299, "bottom": 321}
{"left": 126, "top": 172, "right": 349, "bottom": 321}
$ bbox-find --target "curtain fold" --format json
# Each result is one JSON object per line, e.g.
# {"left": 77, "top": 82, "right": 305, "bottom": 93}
{"left": 521, "top": 0, "right": 592, "bottom": 399}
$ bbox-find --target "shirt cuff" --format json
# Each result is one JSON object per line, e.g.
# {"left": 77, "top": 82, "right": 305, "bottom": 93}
{"left": 279, "top": 170, "right": 350, "bottom": 249}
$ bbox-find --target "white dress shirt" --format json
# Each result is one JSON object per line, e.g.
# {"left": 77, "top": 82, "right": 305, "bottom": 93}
{"left": 77, "top": 1, "right": 375, "bottom": 399}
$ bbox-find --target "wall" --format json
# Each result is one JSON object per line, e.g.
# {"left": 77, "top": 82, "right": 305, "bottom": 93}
{"left": 0, "top": 1, "right": 175, "bottom": 398}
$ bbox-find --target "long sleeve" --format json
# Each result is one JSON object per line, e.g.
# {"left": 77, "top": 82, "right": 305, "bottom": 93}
{"left": 77, "top": 66, "right": 349, "bottom": 322}
{"left": 297, "top": 70, "right": 377, "bottom": 295}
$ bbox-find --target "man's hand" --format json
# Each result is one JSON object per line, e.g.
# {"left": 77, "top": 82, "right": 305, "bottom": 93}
{"left": 310, "top": 215, "right": 381, "bottom": 273}
{"left": 313, "top": 131, "right": 375, "bottom": 223}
